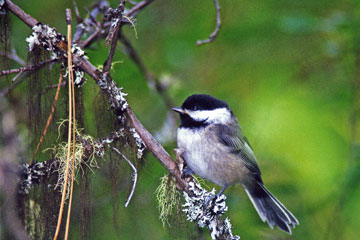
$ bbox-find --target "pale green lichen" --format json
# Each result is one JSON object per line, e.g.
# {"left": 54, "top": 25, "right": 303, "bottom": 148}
{"left": 155, "top": 174, "right": 182, "bottom": 227}
{"left": 45, "top": 120, "right": 101, "bottom": 199}
{"left": 123, "top": 15, "right": 138, "bottom": 39}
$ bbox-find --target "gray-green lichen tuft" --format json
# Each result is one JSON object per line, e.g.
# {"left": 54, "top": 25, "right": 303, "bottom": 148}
{"left": 155, "top": 174, "right": 182, "bottom": 227}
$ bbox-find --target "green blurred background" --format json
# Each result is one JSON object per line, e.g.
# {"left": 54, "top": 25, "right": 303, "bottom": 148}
{"left": 3, "top": 0, "right": 360, "bottom": 239}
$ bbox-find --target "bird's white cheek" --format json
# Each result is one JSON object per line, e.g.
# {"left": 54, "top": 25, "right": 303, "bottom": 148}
{"left": 188, "top": 108, "right": 232, "bottom": 125}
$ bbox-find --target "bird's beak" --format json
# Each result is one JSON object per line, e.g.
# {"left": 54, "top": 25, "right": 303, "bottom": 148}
{"left": 172, "top": 107, "right": 186, "bottom": 114}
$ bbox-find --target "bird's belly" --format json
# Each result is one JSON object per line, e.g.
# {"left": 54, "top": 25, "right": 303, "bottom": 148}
{"left": 177, "top": 128, "right": 246, "bottom": 186}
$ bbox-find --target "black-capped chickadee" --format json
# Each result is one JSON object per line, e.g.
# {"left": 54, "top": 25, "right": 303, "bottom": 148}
{"left": 173, "top": 94, "right": 299, "bottom": 234}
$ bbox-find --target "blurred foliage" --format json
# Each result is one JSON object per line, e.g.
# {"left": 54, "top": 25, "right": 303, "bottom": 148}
{"left": 2, "top": 0, "right": 360, "bottom": 239}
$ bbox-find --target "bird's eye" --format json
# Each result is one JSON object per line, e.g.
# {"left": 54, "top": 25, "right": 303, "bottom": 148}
{"left": 193, "top": 106, "right": 198, "bottom": 111}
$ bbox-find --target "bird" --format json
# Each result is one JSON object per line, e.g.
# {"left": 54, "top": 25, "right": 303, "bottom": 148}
{"left": 172, "top": 94, "right": 299, "bottom": 234}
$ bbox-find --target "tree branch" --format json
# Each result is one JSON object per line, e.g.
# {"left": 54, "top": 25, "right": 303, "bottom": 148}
{"left": 3, "top": 0, "right": 38, "bottom": 27}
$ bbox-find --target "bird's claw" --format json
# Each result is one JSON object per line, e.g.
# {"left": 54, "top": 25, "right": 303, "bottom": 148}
{"left": 182, "top": 166, "right": 194, "bottom": 178}
{"left": 204, "top": 194, "right": 216, "bottom": 206}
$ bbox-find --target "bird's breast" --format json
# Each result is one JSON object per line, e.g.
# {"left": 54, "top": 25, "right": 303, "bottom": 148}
{"left": 177, "top": 127, "right": 209, "bottom": 178}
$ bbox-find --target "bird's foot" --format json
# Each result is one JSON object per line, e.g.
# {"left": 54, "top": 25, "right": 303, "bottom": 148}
{"left": 204, "top": 194, "right": 216, "bottom": 207}
{"left": 182, "top": 166, "right": 194, "bottom": 178}
{"left": 204, "top": 184, "right": 228, "bottom": 207}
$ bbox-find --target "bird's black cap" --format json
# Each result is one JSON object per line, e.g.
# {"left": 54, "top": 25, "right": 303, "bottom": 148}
{"left": 173, "top": 94, "right": 230, "bottom": 129}
{"left": 181, "top": 94, "right": 229, "bottom": 111}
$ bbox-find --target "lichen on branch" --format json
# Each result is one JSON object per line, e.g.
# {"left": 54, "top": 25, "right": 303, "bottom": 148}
{"left": 183, "top": 181, "right": 240, "bottom": 240}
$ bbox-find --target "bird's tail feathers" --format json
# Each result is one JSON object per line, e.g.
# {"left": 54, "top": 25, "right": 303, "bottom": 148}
{"left": 245, "top": 183, "right": 299, "bottom": 234}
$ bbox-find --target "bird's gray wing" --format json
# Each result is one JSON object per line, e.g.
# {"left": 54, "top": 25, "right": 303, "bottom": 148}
{"left": 209, "top": 123, "right": 262, "bottom": 181}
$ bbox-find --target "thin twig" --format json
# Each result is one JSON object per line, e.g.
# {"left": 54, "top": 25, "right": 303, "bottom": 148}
{"left": 74, "top": 0, "right": 154, "bottom": 48}
{"left": 82, "top": 0, "right": 155, "bottom": 48}
{"left": 126, "top": 0, "right": 154, "bottom": 17}
{"left": 0, "top": 58, "right": 57, "bottom": 77}
{"left": 111, "top": 146, "right": 138, "bottom": 207}
{"left": 43, "top": 81, "right": 67, "bottom": 93}
{"left": 103, "top": 0, "right": 125, "bottom": 73}
{"left": 0, "top": 73, "right": 25, "bottom": 98}
{"left": 196, "top": 0, "right": 221, "bottom": 46}
{"left": 73, "top": 0, "right": 99, "bottom": 43}
{"left": 0, "top": 59, "right": 59, "bottom": 99}
{"left": 11, "top": 70, "right": 24, "bottom": 83}
{"left": 0, "top": 68, "right": 23, "bottom": 77}
{"left": 128, "top": 0, "right": 139, "bottom": 5}
{"left": 80, "top": 28, "right": 102, "bottom": 48}
{"left": 73, "top": 0, "right": 82, "bottom": 23}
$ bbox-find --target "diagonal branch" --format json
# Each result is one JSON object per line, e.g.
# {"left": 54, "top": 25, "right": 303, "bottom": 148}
{"left": 3, "top": 0, "right": 38, "bottom": 27}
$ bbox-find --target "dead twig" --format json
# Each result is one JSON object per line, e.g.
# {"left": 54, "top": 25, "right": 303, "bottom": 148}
{"left": 80, "top": 28, "right": 102, "bottom": 48}
{"left": 0, "top": 74, "right": 25, "bottom": 98}
{"left": 126, "top": 0, "right": 154, "bottom": 17}
{"left": 0, "top": 58, "right": 57, "bottom": 77}
{"left": 72, "top": 0, "right": 82, "bottom": 24}
{"left": 74, "top": 0, "right": 154, "bottom": 48}
{"left": 103, "top": 0, "right": 125, "bottom": 73}
{"left": 0, "top": 58, "right": 59, "bottom": 99}
{"left": 111, "top": 146, "right": 138, "bottom": 207}
{"left": 196, "top": 0, "right": 221, "bottom": 46}
{"left": 44, "top": 81, "right": 67, "bottom": 93}
{"left": 73, "top": 0, "right": 108, "bottom": 44}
